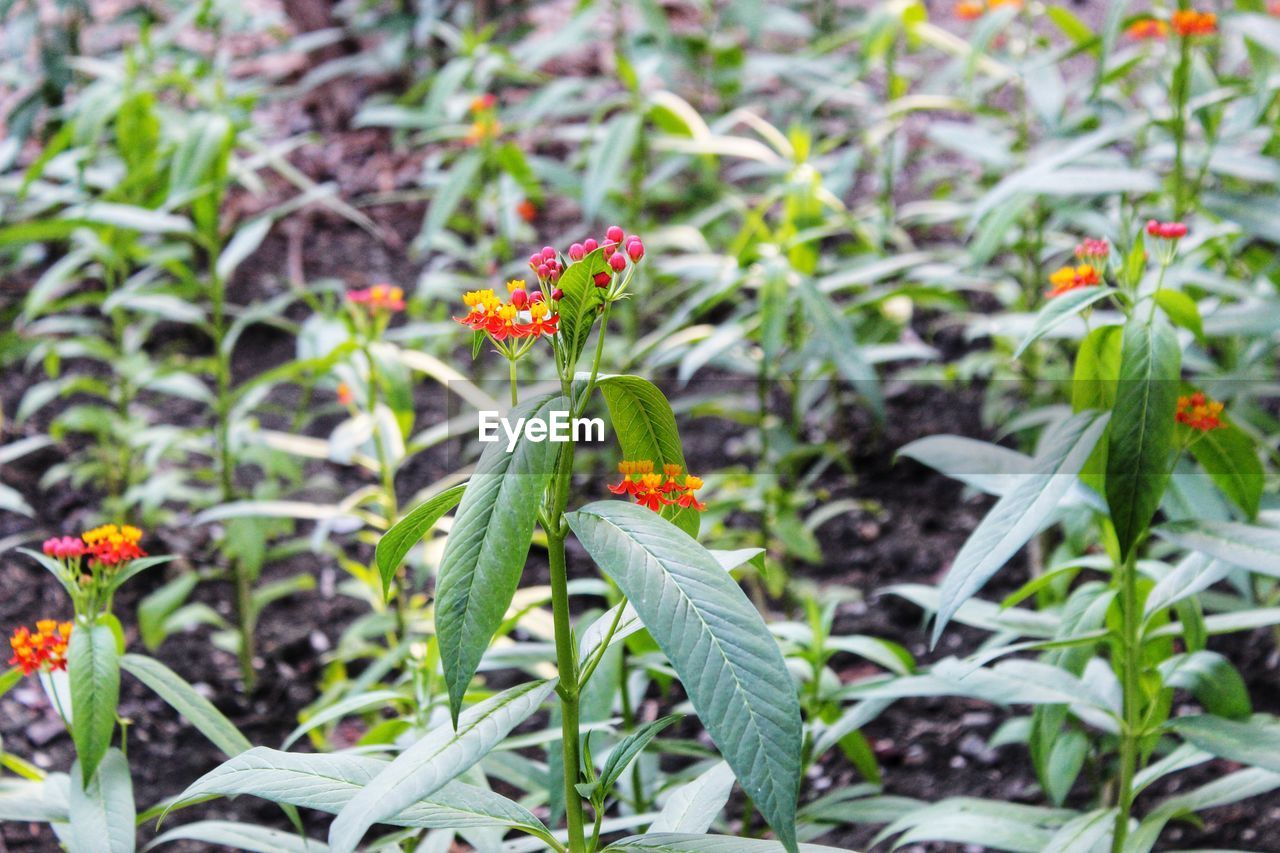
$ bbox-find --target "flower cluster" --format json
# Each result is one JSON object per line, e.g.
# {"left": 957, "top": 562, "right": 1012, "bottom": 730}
{"left": 8, "top": 620, "right": 72, "bottom": 676}
{"left": 954, "top": 0, "right": 1020, "bottom": 20}
{"left": 1171, "top": 9, "right": 1216, "bottom": 37}
{"left": 347, "top": 284, "right": 406, "bottom": 313}
{"left": 456, "top": 280, "right": 559, "bottom": 342}
{"left": 465, "top": 94, "right": 501, "bottom": 146}
{"left": 527, "top": 247, "right": 565, "bottom": 284}
{"left": 1145, "top": 220, "right": 1188, "bottom": 240}
{"left": 1176, "top": 392, "right": 1225, "bottom": 432}
{"left": 607, "top": 461, "right": 707, "bottom": 513}
{"left": 1074, "top": 239, "right": 1110, "bottom": 263}
{"left": 1046, "top": 264, "right": 1101, "bottom": 298}
{"left": 1126, "top": 18, "right": 1168, "bottom": 40}
{"left": 566, "top": 226, "right": 646, "bottom": 288}
{"left": 79, "top": 524, "right": 147, "bottom": 566}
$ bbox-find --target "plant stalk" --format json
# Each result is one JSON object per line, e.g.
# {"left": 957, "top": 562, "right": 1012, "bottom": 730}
{"left": 1113, "top": 548, "right": 1141, "bottom": 852}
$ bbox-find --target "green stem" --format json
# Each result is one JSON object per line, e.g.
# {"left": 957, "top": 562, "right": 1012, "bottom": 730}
{"left": 509, "top": 356, "right": 519, "bottom": 407}
{"left": 1113, "top": 548, "right": 1141, "bottom": 852}
{"left": 1171, "top": 35, "right": 1191, "bottom": 220}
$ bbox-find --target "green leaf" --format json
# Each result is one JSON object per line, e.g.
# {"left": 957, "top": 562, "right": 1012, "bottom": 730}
{"left": 597, "top": 715, "right": 681, "bottom": 796}
{"left": 598, "top": 375, "right": 698, "bottom": 537}
{"left": 415, "top": 150, "right": 482, "bottom": 251}
{"left": 583, "top": 113, "right": 641, "bottom": 221}
{"left": 648, "top": 762, "right": 736, "bottom": 834}
{"left": 603, "top": 834, "right": 849, "bottom": 852}
{"left": 931, "top": 410, "right": 1110, "bottom": 644}
{"left": 1043, "top": 808, "right": 1114, "bottom": 853}
{"left": 567, "top": 501, "right": 802, "bottom": 853}
{"left": 556, "top": 248, "right": 609, "bottom": 368}
{"left": 1153, "top": 290, "right": 1203, "bottom": 338}
{"left": 171, "top": 747, "right": 552, "bottom": 839}
{"left": 375, "top": 483, "right": 467, "bottom": 600}
{"left": 1159, "top": 652, "right": 1251, "bottom": 719}
{"left": 145, "top": 821, "right": 325, "bottom": 853}
{"left": 1013, "top": 287, "right": 1115, "bottom": 359}
{"left": 69, "top": 620, "right": 121, "bottom": 784}
{"left": 327, "top": 679, "right": 556, "bottom": 853}
{"left": 1187, "top": 422, "right": 1263, "bottom": 519}
{"left": 796, "top": 279, "right": 883, "bottom": 419}
{"left": 1168, "top": 715, "right": 1280, "bottom": 773}
{"left": 436, "top": 394, "right": 563, "bottom": 720}
{"left": 281, "top": 690, "right": 405, "bottom": 750}
{"left": 1153, "top": 520, "right": 1280, "bottom": 577}
{"left": 121, "top": 654, "right": 251, "bottom": 758}
{"left": 1105, "top": 313, "right": 1181, "bottom": 559}
{"left": 0, "top": 775, "right": 69, "bottom": 823}
{"left": 138, "top": 574, "right": 199, "bottom": 650}
{"left": 69, "top": 749, "right": 134, "bottom": 853}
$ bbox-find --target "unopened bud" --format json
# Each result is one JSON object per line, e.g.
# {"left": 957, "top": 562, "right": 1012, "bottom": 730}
{"left": 626, "top": 240, "right": 644, "bottom": 261}
{"left": 609, "top": 253, "right": 627, "bottom": 272}
{"left": 606, "top": 225, "right": 625, "bottom": 244}
{"left": 583, "top": 238, "right": 599, "bottom": 253}
{"left": 594, "top": 271, "right": 611, "bottom": 287}
{"left": 569, "top": 243, "right": 585, "bottom": 261}
{"left": 511, "top": 288, "right": 528, "bottom": 308}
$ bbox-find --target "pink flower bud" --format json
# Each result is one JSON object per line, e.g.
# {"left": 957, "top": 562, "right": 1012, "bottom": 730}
{"left": 549, "top": 268, "right": 562, "bottom": 282}
{"left": 511, "top": 288, "right": 528, "bottom": 308}
{"left": 536, "top": 264, "right": 551, "bottom": 278}
{"left": 606, "top": 225, "right": 625, "bottom": 244}
{"left": 609, "top": 252, "right": 627, "bottom": 272}
{"left": 626, "top": 240, "right": 644, "bottom": 261}
{"left": 531, "top": 291, "right": 545, "bottom": 302}
{"left": 551, "top": 288, "right": 563, "bottom": 300}
{"left": 541, "top": 246, "right": 556, "bottom": 261}
{"left": 529, "top": 253, "right": 543, "bottom": 267}
{"left": 569, "top": 243, "right": 585, "bottom": 261}
{"left": 602, "top": 243, "right": 615, "bottom": 259}
{"left": 583, "top": 238, "right": 599, "bottom": 253}
{"left": 593, "top": 272, "right": 611, "bottom": 287}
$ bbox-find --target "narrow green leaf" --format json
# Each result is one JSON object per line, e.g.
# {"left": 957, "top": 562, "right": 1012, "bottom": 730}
{"left": 932, "top": 410, "right": 1110, "bottom": 644}
{"left": 1105, "top": 313, "right": 1181, "bottom": 558}
{"left": 567, "top": 501, "right": 802, "bottom": 853}
{"left": 69, "top": 749, "right": 134, "bottom": 853}
{"left": 1159, "top": 652, "right": 1251, "bottom": 719}
{"left": 416, "top": 150, "right": 482, "bottom": 251}
{"left": 648, "top": 762, "right": 736, "bottom": 834}
{"left": 603, "top": 834, "right": 849, "bottom": 852}
{"left": 328, "top": 679, "right": 556, "bottom": 852}
{"left": 1153, "top": 520, "right": 1280, "bottom": 577}
{"left": 598, "top": 375, "right": 698, "bottom": 537}
{"left": 599, "top": 715, "right": 681, "bottom": 795}
{"left": 583, "top": 114, "right": 641, "bottom": 221}
{"left": 121, "top": 654, "right": 251, "bottom": 758}
{"left": 375, "top": 483, "right": 467, "bottom": 600}
{"left": 145, "top": 821, "right": 325, "bottom": 853}
{"left": 1169, "top": 715, "right": 1280, "bottom": 773}
{"left": 1187, "top": 422, "right": 1263, "bottom": 519}
{"left": 796, "top": 279, "right": 883, "bottom": 419}
{"left": 1013, "top": 287, "right": 1115, "bottom": 359}
{"left": 69, "top": 620, "right": 121, "bottom": 784}
{"left": 436, "top": 395, "right": 563, "bottom": 721}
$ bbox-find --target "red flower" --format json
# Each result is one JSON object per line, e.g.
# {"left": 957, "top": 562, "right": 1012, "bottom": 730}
{"left": 81, "top": 524, "right": 147, "bottom": 567}
{"left": 1171, "top": 9, "right": 1216, "bottom": 37}
{"left": 607, "top": 462, "right": 706, "bottom": 513}
{"left": 9, "top": 620, "right": 72, "bottom": 676}
{"left": 348, "top": 284, "right": 406, "bottom": 312}
{"left": 1046, "top": 264, "right": 1101, "bottom": 298}
{"left": 1145, "top": 220, "right": 1188, "bottom": 240}
{"left": 1176, "top": 392, "right": 1226, "bottom": 432}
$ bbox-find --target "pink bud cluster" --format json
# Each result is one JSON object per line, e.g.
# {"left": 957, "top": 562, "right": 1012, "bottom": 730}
{"left": 1145, "top": 220, "right": 1188, "bottom": 240}
{"left": 42, "top": 536, "right": 87, "bottom": 559}
{"left": 566, "top": 226, "right": 646, "bottom": 288}
{"left": 528, "top": 246, "right": 565, "bottom": 284}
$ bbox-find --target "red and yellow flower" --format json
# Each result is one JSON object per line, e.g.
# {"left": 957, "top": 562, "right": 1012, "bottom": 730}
{"left": 456, "top": 281, "right": 560, "bottom": 345}
{"left": 1126, "top": 18, "right": 1168, "bottom": 40}
{"left": 955, "top": 0, "right": 1020, "bottom": 19}
{"left": 1046, "top": 264, "right": 1101, "bottom": 298}
{"left": 1171, "top": 9, "right": 1216, "bottom": 37}
{"left": 607, "top": 461, "right": 706, "bottom": 513}
{"left": 80, "top": 524, "right": 146, "bottom": 567}
{"left": 8, "top": 620, "right": 72, "bottom": 676}
{"left": 1176, "top": 392, "right": 1225, "bottom": 432}
{"left": 347, "top": 284, "right": 406, "bottom": 313}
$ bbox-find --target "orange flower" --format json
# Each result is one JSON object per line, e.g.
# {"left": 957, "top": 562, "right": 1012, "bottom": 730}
{"left": 516, "top": 200, "right": 537, "bottom": 223}
{"left": 954, "top": 1, "right": 984, "bottom": 19}
{"left": 347, "top": 284, "right": 405, "bottom": 313}
{"left": 1271, "top": 1, "right": 1280, "bottom": 16}
{"left": 81, "top": 524, "right": 146, "bottom": 567}
{"left": 607, "top": 461, "right": 706, "bottom": 513}
{"left": 1171, "top": 9, "right": 1216, "bottom": 37}
{"left": 336, "top": 383, "right": 354, "bottom": 406}
{"left": 8, "top": 620, "right": 72, "bottom": 676}
{"left": 464, "top": 116, "right": 502, "bottom": 146}
{"left": 469, "top": 93, "right": 497, "bottom": 114}
{"left": 1126, "top": 18, "right": 1169, "bottom": 40}
{"left": 456, "top": 285, "right": 559, "bottom": 342}
{"left": 1176, "top": 392, "right": 1225, "bottom": 432}
{"left": 1046, "top": 264, "right": 1101, "bottom": 298}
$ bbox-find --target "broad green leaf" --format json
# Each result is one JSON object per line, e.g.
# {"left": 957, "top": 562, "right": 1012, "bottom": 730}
{"left": 1168, "top": 715, "right": 1280, "bottom": 772}
{"left": 436, "top": 394, "right": 563, "bottom": 720}
{"left": 69, "top": 620, "right": 121, "bottom": 783}
{"left": 648, "top": 762, "right": 736, "bottom": 834}
{"left": 1187, "top": 422, "right": 1263, "bottom": 519}
{"left": 567, "top": 501, "right": 802, "bottom": 853}
{"left": 0, "top": 775, "right": 69, "bottom": 822}
{"left": 1013, "top": 287, "right": 1115, "bottom": 359}
{"left": 1105, "top": 313, "right": 1181, "bottom": 558}
{"left": 598, "top": 375, "right": 698, "bottom": 537}
{"left": 1153, "top": 520, "right": 1280, "bottom": 577}
{"left": 69, "top": 749, "right": 134, "bottom": 853}
{"left": 375, "top": 483, "right": 467, "bottom": 600}
{"left": 1153, "top": 290, "right": 1203, "bottom": 338}
{"left": 931, "top": 410, "right": 1110, "bottom": 644}
{"left": 171, "top": 746, "right": 551, "bottom": 839}
{"left": 583, "top": 113, "right": 641, "bottom": 220}
{"left": 145, "top": 821, "right": 325, "bottom": 853}
{"left": 603, "top": 835, "right": 849, "bottom": 852}
{"left": 328, "top": 679, "right": 556, "bottom": 852}
{"left": 1159, "top": 652, "right": 1251, "bottom": 719}
{"left": 121, "top": 654, "right": 251, "bottom": 757}
{"left": 555, "top": 248, "right": 609, "bottom": 368}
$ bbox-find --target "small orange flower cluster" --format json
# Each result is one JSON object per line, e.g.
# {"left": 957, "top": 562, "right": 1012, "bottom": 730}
{"left": 465, "top": 93, "right": 501, "bottom": 146}
{"left": 456, "top": 280, "right": 559, "bottom": 341}
{"left": 336, "top": 382, "right": 355, "bottom": 406}
{"left": 954, "top": 0, "right": 1020, "bottom": 20}
{"left": 1126, "top": 18, "right": 1168, "bottom": 40}
{"left": 1046, "top": 264, "right": 1101, "bottom": 298}
{"left": 1176, "top": 392, "right": 1225, "bottom": 432}
{"left": 347, "top": 284, "right": 406, "bottom": 313}
{"left": 608, "top": 461, "right": 707, "bottom": 513}
{"left": 8, "top": 620, "right": 72, "bottom": 676}
{"left": 1171, "top": 9, "right": 1216, "bottom": 37}
{"left": 79, "top": 524, "right": 147, "bottom": 567}
{"left": 45, "top": 525, "right": 146, "bottom": 568}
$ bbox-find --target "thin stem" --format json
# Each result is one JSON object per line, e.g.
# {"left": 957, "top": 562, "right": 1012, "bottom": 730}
{"left": 578, "top": 599, "right": 626, "bottom": 689}
{"left": 509, "top": 356, "right": 519, "bottom": 407}
{"left": 1171, "top": 35, "right": 1191, "bottom": 220}
{"left": 1113, "top": 548, "right": 1141, "bottom": 852}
